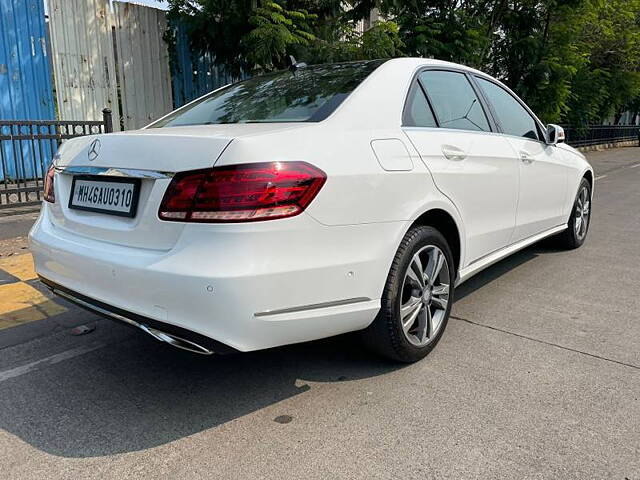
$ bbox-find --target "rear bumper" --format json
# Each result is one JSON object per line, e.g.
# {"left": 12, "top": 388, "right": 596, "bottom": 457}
{"left": 29, "top": 206, "right": 405, "bottom": 352}
{"left": 40, "top": 276, "right": 237, "bottom": 354}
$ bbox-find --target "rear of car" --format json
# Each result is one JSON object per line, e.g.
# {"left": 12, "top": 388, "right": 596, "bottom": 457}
{"left": 29, "top": 61, "right": 393, "bottom": 353}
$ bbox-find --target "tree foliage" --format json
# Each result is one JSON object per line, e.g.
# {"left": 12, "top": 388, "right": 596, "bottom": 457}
{"left": 243, "top": 1, "right": 317, "bottom": 70}
{"left": 167, "top": 0, "right": 640, "bottom": 126}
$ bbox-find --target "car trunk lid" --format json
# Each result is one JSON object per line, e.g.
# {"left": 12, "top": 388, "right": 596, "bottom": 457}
{"left": 48, "top": 124, "right": 304, "bottom": 250}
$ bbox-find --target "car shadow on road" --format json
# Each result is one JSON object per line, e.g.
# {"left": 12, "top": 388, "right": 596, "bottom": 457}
{"left": 0, "top": 326, "right": 401, "bottom": 458}
{"left": 453, "top": 240, "right": 561, "bottom": 302}
{"left": 0, "top": 241, "right": 561, "bottom": 459}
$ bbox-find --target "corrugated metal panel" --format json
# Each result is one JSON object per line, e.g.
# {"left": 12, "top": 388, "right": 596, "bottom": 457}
{"left": 113, "top": 1, "right": 172, "bottom": 130}
{"left": 0, "top": 0, "right": 55, "bottom": 181}
{"left": 170, "top": 21, "right": 240, "bottom": 108}
{"left": 0, "top": 0, "right": 54, "bottom": 120}
{"left": 48, "top": 0, "right": 121, "bottom": 130}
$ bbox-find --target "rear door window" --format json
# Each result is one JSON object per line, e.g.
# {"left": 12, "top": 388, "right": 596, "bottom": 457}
{"left": 403, "top": 83, "right": 437, "bottom": 127}
{"left": 419, "top": 70, "right": 490, "bottom": 132}
{"left": 475, "top": 77, "right": 540, "bottom": 140}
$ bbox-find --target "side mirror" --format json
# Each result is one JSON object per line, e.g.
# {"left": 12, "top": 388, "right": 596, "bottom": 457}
{"left": 546, "top": 124, "right": 565, "bottom": 145}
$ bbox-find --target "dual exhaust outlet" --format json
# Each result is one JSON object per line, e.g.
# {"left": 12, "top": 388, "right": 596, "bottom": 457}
{"left": 137, "top": 324, "right": 214, "bottom": 355}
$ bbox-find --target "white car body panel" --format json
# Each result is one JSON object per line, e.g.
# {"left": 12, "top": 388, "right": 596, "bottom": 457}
{"left": 506, "top": 136, "right": 569, "bottom": 242}
{"left": 403, "top": 127, "right": 519, "bottom": 265}
{"left": 29, "top": 58, "right": 593, "bottom": 353}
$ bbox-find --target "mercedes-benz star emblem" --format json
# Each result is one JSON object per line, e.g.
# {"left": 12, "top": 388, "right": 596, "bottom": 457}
{"left": 87, "top": 139, "right": 101, "bottom": 161}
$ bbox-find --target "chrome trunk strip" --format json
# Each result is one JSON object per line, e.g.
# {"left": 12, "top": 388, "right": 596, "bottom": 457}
{"left": 56, "top": 166, "right": 174, "bottom": 179}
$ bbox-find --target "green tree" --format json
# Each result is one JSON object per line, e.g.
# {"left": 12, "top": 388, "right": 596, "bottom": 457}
{"left": 166, "top": 0, "right": 254, "bottom": 75}
{"left": 565, "top": 0, "right": 640, "bottom": 125}
{"left": 381, "top": 0, "right": 640, "bottom": 125}
{"left": 304, "top": 19, "right": 404, "bottom": 63}
{"left": 243, "top": 1, "right": 317, "bottom": 71}
{"left": 378, "top": 0, "right": 489, "bottom": 68}
{"left": 167, "top": 0, "right": 401, "bottom": 73}
{"left": 168, "top": 0, "right": 640, "bottom": 127}
{"left": 486, "top": 0, "right": 591, "bottom": 123}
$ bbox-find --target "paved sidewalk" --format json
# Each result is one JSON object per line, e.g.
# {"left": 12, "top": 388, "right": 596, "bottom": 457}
{"left": 0, "top": 254, "right": 66, "bottom": 330}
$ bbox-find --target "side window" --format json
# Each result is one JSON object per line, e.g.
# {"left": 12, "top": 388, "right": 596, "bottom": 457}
{"left": 403, "top": 83, "right": 437, "bottom": 127}
{"left": 419, "top": 70, "right": 490, "bottom": 132}
{"left": 476, "top": 77, "right": 540, "bottom": 140}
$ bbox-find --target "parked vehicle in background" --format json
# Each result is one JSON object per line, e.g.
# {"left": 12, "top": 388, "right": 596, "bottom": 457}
{"left": 29, "top": 58, "right": 593, "bottom": 362}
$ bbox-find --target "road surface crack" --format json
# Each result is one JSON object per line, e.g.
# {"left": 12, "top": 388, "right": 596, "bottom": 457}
{"left": 450, "top": 315, "right": 640, "bottom": 371}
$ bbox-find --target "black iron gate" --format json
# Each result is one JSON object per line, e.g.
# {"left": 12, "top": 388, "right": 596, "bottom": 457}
{"left": 0, "top": 109, "right": 113, "bottom": 209}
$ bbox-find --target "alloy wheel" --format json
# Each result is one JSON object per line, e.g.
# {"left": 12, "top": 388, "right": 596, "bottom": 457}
{"left": 575, "top": 185, "right": 590, "bottom": 241}
{"left": 399, "top": 245, "right": 450, "bottom": 347}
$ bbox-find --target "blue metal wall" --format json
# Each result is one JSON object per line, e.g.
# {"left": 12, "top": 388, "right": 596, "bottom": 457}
{"left": 170, "top": 22, "right": 244, "bottom": 108}
{"left": 0, "top": 0, "right": 55, "bottom": 181}
{"left": 0, "top": 0, "right": 54, "bottom": 120}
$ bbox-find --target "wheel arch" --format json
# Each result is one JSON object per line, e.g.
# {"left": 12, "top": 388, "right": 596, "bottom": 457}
{"left": 583, "top": 169, "right": 593, "bottom": 190}
{"left": 408, "top": 208, "right": 463, "bottom": 274}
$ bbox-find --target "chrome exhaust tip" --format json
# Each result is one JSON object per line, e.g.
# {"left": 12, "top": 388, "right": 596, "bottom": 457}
{"left": 138, "top": 325, "right": 214, "bottom": 355}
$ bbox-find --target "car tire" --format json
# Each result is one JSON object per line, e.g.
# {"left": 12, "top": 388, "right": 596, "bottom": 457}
{"left": 361, "top": 225, "right": 455, "bottom": 363}
{"left": 555, "top": 178, "right": 592, "bottom": 249}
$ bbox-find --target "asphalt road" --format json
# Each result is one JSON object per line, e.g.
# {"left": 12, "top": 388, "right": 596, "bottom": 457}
{"left": 0, "top": 147, "right": 639, "bottom": 479}
{"left": 0, "top": 206, "right": 40, "bottom": 241}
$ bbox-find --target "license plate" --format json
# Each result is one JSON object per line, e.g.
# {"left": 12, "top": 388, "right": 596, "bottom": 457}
{"left": 68, "top": 176, "right": 141, "bottom": 217}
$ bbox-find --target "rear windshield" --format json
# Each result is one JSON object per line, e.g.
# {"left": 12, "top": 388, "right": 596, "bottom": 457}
{"left": 151, "top": 60, "right": 386, "bottom": 127}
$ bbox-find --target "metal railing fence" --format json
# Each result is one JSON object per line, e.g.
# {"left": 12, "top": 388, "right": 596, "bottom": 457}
{"left": 562, "top": 125, "right": 640, "bottom": 148}
{"left": 0, "top": 116, "right": 637, "bottom": 210}
{"left": 0, "top": 109, "right": 113, "bottom": 209}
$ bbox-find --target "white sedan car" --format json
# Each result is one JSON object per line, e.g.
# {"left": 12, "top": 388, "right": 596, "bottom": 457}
{"left": 29, "top": 58, "right": 593, "bottom": 362}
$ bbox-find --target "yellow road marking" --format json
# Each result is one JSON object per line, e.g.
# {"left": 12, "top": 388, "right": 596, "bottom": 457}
{"left": 0, "top": 253, "right": 37, "bottom": 281}
{"left": 0, "top": 282, "right": 67, "bottom": 330}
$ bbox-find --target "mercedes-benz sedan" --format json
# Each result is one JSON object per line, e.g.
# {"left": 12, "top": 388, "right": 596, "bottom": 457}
{"left": 29, "top": 58, "right": 593, "bottom": 362}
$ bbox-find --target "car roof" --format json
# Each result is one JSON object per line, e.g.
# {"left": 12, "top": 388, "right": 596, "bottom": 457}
{"left": 382, "top": 57, "right": 487, "bottom": 77}
{"left": 304, "top": 57, "right": 486, "bottom": 77}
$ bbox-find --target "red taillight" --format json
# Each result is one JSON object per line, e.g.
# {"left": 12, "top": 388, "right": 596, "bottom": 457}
{"left": 43, "top": 163, "right": 55, "bottom": 203}
{"left": 159, "top": 162, "right": 326, "bottom": 222}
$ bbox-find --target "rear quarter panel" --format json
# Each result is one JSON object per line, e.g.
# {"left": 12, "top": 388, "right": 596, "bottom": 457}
{"left": 215, "top": 125, "right": 458, "bottom": 225}
{"left": 216, "top": 124, "right": 466, "bottom": 277}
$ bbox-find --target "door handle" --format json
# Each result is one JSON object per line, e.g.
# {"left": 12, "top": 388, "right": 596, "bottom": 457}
{"left": 520, "top": 151, "right": 534, "bottom": 164}
{"left": 442, "top": 145, "right": 467, "bottom": 161}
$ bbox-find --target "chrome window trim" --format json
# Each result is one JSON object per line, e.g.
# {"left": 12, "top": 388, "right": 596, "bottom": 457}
{"left": 402, "top": 125, "right": 557, "bottom": 148}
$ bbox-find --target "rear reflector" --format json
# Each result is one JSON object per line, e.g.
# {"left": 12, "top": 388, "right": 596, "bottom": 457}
{"left": 158, "top": 162, "right": 326, "bottom": 222}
